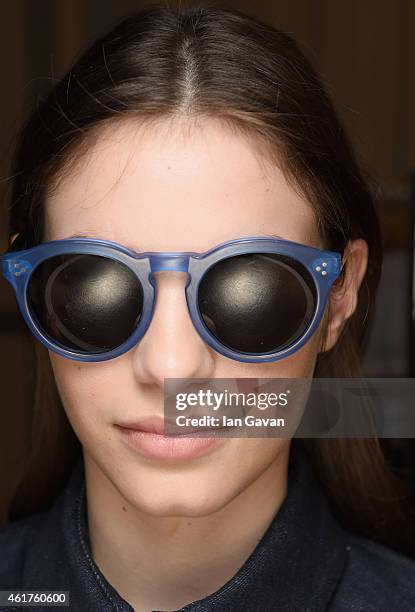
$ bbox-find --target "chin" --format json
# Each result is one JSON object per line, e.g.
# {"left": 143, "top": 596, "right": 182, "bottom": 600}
{"left": 131, "top": 498, "right": 224, "bottom": 518}
{"left": 117, "top": 474, "right": 232, "bottom": 518}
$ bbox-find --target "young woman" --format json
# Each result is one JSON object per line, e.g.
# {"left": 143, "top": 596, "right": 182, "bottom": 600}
{"left": 1, "top": 4, "right": 415, "bottom": 611}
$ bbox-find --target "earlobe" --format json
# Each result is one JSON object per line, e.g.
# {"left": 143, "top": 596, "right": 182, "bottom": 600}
{"left": 319, "top": 238, "right": 369, "bottom": 354}
{"left": 319, "top": 309, "right": 347, "bottom": 354}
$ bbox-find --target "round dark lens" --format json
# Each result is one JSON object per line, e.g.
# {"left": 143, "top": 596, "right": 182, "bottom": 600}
{"left": 198, "top": 253, "right": 317, "bottom": 354}
{"left": 27, "top": 254, "right": 144, "bottom": 353}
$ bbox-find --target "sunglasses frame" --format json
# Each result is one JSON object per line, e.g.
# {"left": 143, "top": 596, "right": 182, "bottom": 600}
{"left": 2, "top": 234, "right": 343, "bottom": 363}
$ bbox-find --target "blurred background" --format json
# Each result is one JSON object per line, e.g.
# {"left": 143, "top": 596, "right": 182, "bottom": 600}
{"left": 1, "top": 0, "right": 414, "bottom": 520}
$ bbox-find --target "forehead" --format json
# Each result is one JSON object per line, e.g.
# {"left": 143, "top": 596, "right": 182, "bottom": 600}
{"left": 44, "top": 117, "right": 319, "bottom": 251}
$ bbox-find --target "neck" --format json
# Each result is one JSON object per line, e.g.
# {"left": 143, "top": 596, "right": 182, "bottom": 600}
{"left": 84, "top": 445, "right": 290, "bottom": 612}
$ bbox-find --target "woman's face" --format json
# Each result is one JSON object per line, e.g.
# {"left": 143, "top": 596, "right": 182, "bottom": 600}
{"left": 44, "top": 117, "right": 329, "bottom": 516}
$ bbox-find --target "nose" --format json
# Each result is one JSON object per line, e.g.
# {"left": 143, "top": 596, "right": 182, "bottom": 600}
{"left": 131, "top": 271, "right": 215, "bottom": 384}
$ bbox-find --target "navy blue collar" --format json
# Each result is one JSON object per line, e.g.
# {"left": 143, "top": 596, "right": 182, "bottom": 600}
{"left": 20, "top": 442, "right": 349, "bottom": 611}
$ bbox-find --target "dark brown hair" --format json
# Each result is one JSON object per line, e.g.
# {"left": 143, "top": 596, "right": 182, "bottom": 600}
{"left": 5, "top": 1, "right": 415, "bottom": 556}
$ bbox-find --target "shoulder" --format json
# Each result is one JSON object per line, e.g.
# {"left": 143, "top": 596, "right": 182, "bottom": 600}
{"left": 0, "top": 512, "right": 46, "bottom": 588}
{"left": 331, "top": 531, "right": 415, "bottom": 611}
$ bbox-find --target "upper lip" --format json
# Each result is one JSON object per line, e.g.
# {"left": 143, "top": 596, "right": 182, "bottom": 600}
{"left": 115, "top": 416, "right": 175, "bottom": 434}
{"left": 114, "top": 415, "right": 223, "bottom": 435}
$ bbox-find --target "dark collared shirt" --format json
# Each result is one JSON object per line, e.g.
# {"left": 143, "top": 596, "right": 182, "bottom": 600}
{"left": 1, "top": 442, "right": 415, "bottom": 611}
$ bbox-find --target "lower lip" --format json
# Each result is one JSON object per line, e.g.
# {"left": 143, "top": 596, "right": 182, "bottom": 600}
{"left": 114, "top": 426, "right": 225, "bottom": 460}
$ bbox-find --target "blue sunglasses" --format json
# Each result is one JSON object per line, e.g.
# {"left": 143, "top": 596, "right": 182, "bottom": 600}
{"left": 2, "top": 232, "right": 343, "bottom": 363}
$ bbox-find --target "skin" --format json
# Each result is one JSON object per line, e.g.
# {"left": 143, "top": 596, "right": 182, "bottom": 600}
{"left": 11, "top": 117, "right": 368, "bottom": 612}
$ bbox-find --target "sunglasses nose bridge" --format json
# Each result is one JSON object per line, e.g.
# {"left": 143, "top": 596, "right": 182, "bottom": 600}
{"left": 149, "top": 254, "right": 191, "bottom": 274}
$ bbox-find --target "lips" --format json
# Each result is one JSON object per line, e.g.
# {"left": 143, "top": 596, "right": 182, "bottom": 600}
{"left": 115, "top": 415, "right": 174, "bottom": 434}
{"left": 114, "top": 414, "right": 224, "bottom": 436}
{"left": 113, "top": 413, "right": 227, "bottom": 460}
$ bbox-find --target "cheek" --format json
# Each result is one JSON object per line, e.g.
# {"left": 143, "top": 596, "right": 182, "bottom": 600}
{"left": 225, "top": 438, "right": 289, "bottom": 485}
{"left": 214, "top": 329, "right": 323, "bottom": 437}
{"left": 48, "top": 352, "right": 114, "bottom": 441}
{"left": 181, "top": 438, "right": 290, "bottom": 514}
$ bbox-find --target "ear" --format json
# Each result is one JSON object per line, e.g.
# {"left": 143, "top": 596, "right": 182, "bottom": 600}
{"left": 319, "top": 238, "right": 369, "bottom": 353}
